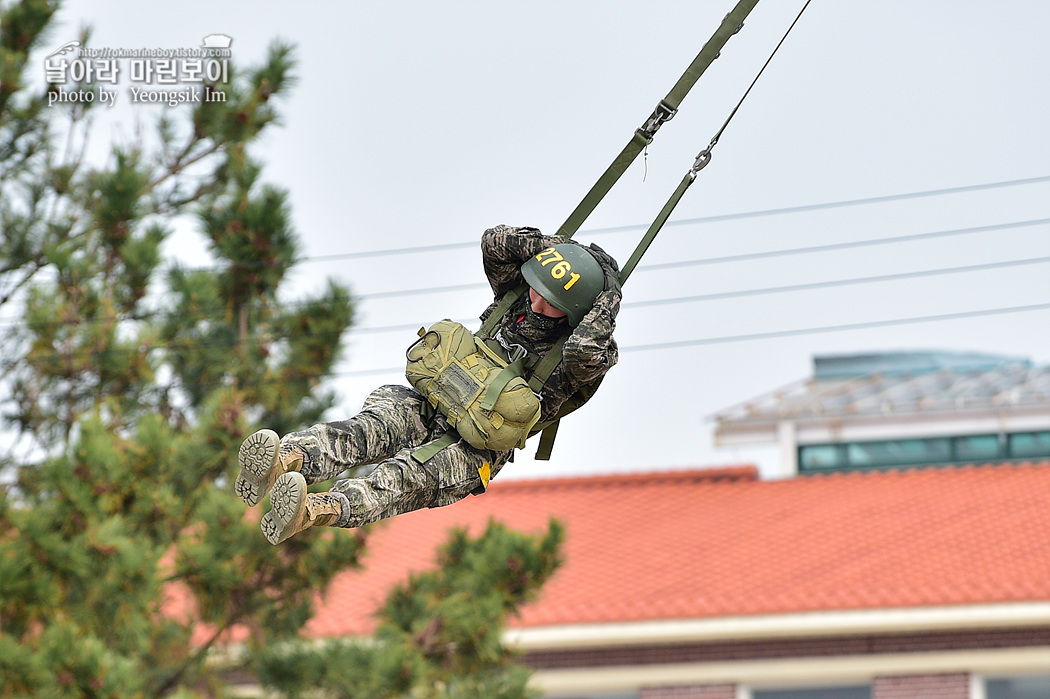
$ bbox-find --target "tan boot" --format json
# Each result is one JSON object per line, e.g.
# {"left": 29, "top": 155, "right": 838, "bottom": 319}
{"left": 235, "top": 429, "right": 305, "bottom": 507}
{"left": 260, "top": 472, "right": 343, "bottom": 545}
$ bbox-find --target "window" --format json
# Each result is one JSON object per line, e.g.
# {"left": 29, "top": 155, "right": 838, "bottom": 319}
{"left": 753, "top": 686, "right": 870, "bottom": 699}
{"left": 798, "top": 430, "right": 1050, "bottom": 473}
{"left": 954, "top": 434, "right": 1004, "bottom": 461}
{"left": 985, "top": 674, "right": 1050, "bottom": 699}
{"left": 1009, "top": 431, "right": 1050, "bottom": 459}
{"left": 846, "top": 438, "right": 950, "bottom": 468}
{"left": 799, "top": 444, "right": 842, "bottom": 471}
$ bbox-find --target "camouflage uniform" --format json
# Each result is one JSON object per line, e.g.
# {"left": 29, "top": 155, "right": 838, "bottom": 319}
{"left": 279, "top": 225, "right": 621, "bottom": 529}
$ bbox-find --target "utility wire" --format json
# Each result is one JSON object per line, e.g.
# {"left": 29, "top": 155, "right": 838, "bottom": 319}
{"left": 54, "top": 301, "right": 1050, "bottom": 393}
{"left": 332, "top": 302, "right": 1050, "bottom": 377}
{"left": 104, "top": 176, "right": 1043, "bottom": 276}
{"left": 351, "top": 254, "right": 1050, "bottom": 333}
{"left": 637, "top": 218, "right": 1050, "bottom": 273}
{"left": 624, "top": 255, "right": 1050, "bottom": 309}
{"left": 356, "top": 218, "right": 1049, "bottom": 300}
{"left": 4, "top": 217, "right": 1042, "bottom": 334}
{"left": 4, "top": 250, "right": 1045, "bottom": 346}
{"left": 620, "top": 303, "right": 1050, "bottom": 353}
{"left": 290, "top": 176, "right": 1050, "bottom": 264}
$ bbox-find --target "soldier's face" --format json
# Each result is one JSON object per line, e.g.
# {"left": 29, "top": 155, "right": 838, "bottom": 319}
{"left": 528, "top": 287, "right": 567, "bottom": 319}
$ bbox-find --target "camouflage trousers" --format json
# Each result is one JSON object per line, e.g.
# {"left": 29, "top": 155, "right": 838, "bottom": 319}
{"left": 280, "top": 385, "right": 510, "bottom": 528}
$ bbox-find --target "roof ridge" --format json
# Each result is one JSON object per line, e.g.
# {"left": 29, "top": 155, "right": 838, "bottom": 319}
{"left": 488, "top": 466, "right": 759, "bottom": 492}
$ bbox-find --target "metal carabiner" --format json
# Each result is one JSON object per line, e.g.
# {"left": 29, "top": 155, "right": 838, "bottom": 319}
{"left": 691, "top": 146, "right": 713, "bottom": 174}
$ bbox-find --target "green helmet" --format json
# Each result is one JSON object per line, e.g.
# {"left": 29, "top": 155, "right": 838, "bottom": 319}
{"left": 521, "top": 243, "right": 605, "bottom": 326}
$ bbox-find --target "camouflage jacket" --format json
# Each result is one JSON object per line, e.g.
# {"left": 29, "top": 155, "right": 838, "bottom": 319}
{"left": 479, "top": 225, "right": 620, "bottom": 424}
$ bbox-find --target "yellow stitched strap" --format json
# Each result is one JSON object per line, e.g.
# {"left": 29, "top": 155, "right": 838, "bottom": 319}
{"left": 478, "top": 461, "right": 491, "bottom": 488}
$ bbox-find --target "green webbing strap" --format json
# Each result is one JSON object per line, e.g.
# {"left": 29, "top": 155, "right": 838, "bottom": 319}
{"left": 479, "top": 284, "right": 527, "bottom": 338}
{"left": 554, "top": 0, "right": 760, "bottom": 240}
{"left": 619, "top": 0, "right": 810, "bottom": 284}
{"left": 527, "top": 333, "right": 569, "bottom": 394}
{"left": 411, "top": 431, "right": 459, "bottom": 464}
{"left": 534, "top": 420, "right": 560, "bottom": 461}
{"left": 479, "top": 358, "right": 525, "bottom": 411}
{"left": 619, "top": 170, "right": 697, "bottom": 283}
{"left": 527, "top": 333, "right": 570, "bottom": 461}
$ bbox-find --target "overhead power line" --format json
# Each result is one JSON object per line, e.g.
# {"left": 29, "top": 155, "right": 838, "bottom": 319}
{"left": 356, "top": 218, "right": 1049, "bottom": 300}
{"left": 299, "top": 175, "right": 1050, "bottom": 263}
{"left": 53, "top": 301, "right": 1048, "bottom": 406}
{"left": 5, "top": 217, "right": 1044, "bottom": 335}
{"left": 624, "top": 255, "right": 1050, "bottom": 309}
{"left": 620, "top": 303, "right": 1050, "bottom": 353}
{"left": 333, "top": 302, "right": 1050, "bottom": 377}
{"left": 3, "top": 252, "right": 1047, "bottom": 345}
{"left": 351, "top": 254, "right": 1050, "bottom": 333}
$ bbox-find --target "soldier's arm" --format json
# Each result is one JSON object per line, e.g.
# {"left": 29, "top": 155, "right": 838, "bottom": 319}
{"left": 481, "top": 225, "right": 566, "bottom": 298}
{"left": 561, "top": 287, "right": 620, "bottom": 386}
{"left": 538, "top": 298, "right": 618, "bottom": 421}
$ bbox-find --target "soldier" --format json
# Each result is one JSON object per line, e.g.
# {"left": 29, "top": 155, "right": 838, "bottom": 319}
{"left": 235, "top": 225, "right": 621, "bottom": 544}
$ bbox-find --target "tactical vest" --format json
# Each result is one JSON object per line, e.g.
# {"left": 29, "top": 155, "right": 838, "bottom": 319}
{"left": 406, "top": 285, "right": 599, "bottom": 461}
{"left": 405, "top": 319, "right": 546, "bottom": 451}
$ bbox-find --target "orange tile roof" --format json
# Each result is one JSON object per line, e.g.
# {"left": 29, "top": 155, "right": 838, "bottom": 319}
{"left": 301, "top": 461, "right": 1050, "bottom": 640}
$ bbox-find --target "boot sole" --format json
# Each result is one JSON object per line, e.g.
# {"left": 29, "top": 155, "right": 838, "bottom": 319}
{"left": 261, "top": 471, "right": 307, "bottom": 545}
{"left": 235, "top": 429, "right": 280, "bottom": 506}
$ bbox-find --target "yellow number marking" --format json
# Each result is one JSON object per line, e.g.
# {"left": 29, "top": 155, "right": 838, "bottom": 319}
{"left": 535, "top": 247, "right": 583, "bottom": 291}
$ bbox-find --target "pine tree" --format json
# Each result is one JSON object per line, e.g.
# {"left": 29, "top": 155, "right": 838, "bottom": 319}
{"left": 0, "top": 2, "right": 359, "bottom": 696}
{"left": 0, "top": 2, "right": 565, "bottom": 697}
{"left": 254, "top": 520, "right": 565, "bottom": 699}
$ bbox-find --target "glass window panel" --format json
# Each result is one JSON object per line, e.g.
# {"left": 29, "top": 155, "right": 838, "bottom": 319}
{"left": 847, "top": 438, "right": 951, "bottom": 468}
{"left": 1008, "top": 431, "right": 1050, "bottom": 459}
{"left": 954, "top": 434, "right": 1003, "bottom": 461}
{"left": 986, "top": 674, "right": 1050, "bottom": 699}
{"left": 754, "top": 687, "right": 871, "bottom": 699}
{"left": 799, "top": 445, "right": 843, "bottom": 471}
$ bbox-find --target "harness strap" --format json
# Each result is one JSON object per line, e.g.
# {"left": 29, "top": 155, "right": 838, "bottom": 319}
{"left": 620, "top": 0, "right": 812, "bottom": 285}
{"left": 527, "top": 334, "right": 568, "bottom": 394}
{"left": 410, "top": 431, "right": 459, "bottom": 465}
{"left": 619, "top": 169, "right": 698, "bottom": 283}
{"left": 554, "top": 0, "right": 759, "bottom": 241}
{"left": 478, "top": 285, "right": 527, "bottom": 338}
{"left": 526, "top": 333, "right": 571, "bottom": 460}
{"left": 534, "top": 420, "right": 560, "bottom": 461}
{"left": 479, "top": 357, "right": 525, "bottom": 411}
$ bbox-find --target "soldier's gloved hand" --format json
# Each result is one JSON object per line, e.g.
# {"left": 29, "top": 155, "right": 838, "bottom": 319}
{"left": 584, "top": 242, "right": 622, "bottom": 320}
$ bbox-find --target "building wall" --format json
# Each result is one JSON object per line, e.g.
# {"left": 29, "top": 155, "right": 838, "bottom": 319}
{"left": 641, "top": 686, "right": 737, "bottom": 699}
{"left": 528, "top": 627, "right": 1050, "bottom": 698}
{"left": 872, "top": 673, "right": 970, "bottom": 698}
{"left": 524, "top": 627, "right": 1050, "bottom": 670}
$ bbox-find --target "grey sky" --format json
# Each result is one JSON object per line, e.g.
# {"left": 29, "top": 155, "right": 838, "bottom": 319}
{"left": 52, "top": 0, "right": 1050, "bottom": 479}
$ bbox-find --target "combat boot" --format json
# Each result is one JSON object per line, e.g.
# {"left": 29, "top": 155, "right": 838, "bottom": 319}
{"left": 260, "top": 471, "right": 343, "bottom": 545}
{"left": 235, "top": 429, "right": 305, "bottom": 507}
